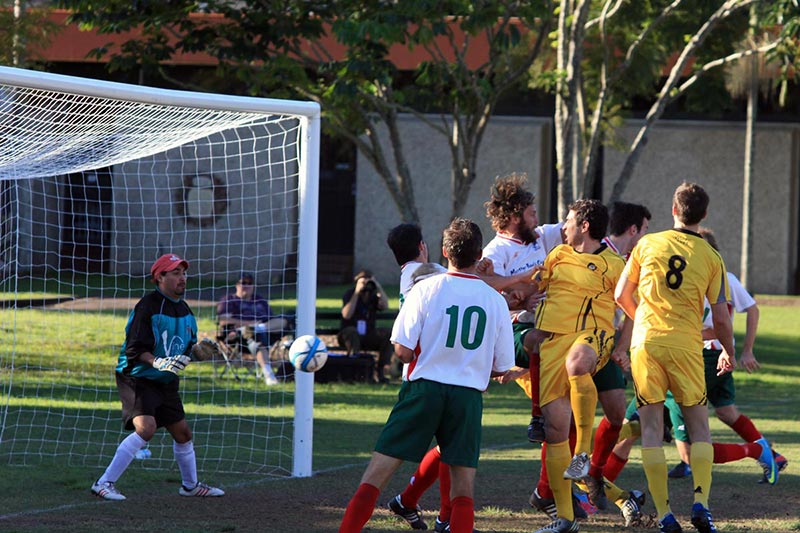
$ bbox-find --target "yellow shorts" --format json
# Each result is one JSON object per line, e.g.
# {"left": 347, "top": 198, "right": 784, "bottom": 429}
{"left": 539, "top": 329, "right": 613, "bottom": 407}
{"left": 515, "top": 372, "right": 533, "bottom": 399}
{"left": 630, "top": 342, "right": 707, "bottom": 407}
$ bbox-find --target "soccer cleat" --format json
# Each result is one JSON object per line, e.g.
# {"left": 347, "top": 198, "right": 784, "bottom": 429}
{"left": 563, "top": 452, "right": 590, "bottom": 480}
{"left": 690, "top": 502, "right": 717, "bottom": 533}
{"left": 91, "top": 480, "right": 126, "bottom": 501}
{"left": 432, "top": 520, "right": 480, "bottom": 533}
{"left": 529, "top": 488, "right": 558, "bottom": 520}
{"left": 178, "top": 481, "right": 225, "bottom": 497}
{"left": 388, "top": 495, "right": 428, "bottom": 530}
{"left": 755, "top": 437, "right": 778, "bottom": 485}
{"left": 534, "top": 517, "right": 580, "bottom": 533}
{"left": 528, "top": 415, "right": 546, "bottom": 443}
{"left": 667, "top": 461, "right": 691, "bottom": 479}
{"left": 775, "top": 451, "right": 789, "bottom": 472}
{"left": 658, "top": 512, "right": 683, "bottom": 533}
{"left": 572, "top": 489, "right": 595, "bottom": 517}
{"left": 582, "top": 474, "right": 607, "bottom": 510}
{"left": 529, "top": 487, "right": 588, "bottom": 520}
{"left": 620, "top": 491, "right": 643, "bottom": 527}
{"left": 630, "top": 489, "right": 646, "bottom": 507}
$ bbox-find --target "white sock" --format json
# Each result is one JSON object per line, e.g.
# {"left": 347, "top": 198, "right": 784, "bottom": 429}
{"left": 174, "top": 440, "right": 197, "bottom": 488}
{"left": 98, "top": 432, "right": 147, "bottom": 484}
{"left": 262, "top": 363, "right": 276, "bottom": 379}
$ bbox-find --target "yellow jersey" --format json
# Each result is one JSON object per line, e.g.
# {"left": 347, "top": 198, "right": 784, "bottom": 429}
{"left": 535, "top": 243, "right": 626, "bottom": 334}
{"left": 624, "top": 228, "right": 729, "bottom": 351}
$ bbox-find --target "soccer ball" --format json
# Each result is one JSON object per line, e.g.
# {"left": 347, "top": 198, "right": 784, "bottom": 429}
{"left": 288, "top": 335, "right": 328, "bottom": 372}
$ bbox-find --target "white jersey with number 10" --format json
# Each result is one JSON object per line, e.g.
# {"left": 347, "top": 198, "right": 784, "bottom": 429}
{"left": 391, "top": 272, "right": 514, "bottom": 391}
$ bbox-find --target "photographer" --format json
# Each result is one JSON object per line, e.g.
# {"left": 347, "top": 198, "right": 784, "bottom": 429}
{"left": 338, "top": 270, "right": 393, "bottom": 383}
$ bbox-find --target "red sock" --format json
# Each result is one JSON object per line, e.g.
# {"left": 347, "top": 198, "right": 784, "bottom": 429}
{"left": 537, "top": 443, "right": 553, "bottom": 499}
{"left": 713, "top": 442, "right": 762, "bottom": 464}
{"left": 589, "top": 417, "right": 622, "bottom": 479}
{"left": 340, "top": 483, "right": 379, "bottom": 533}
{"left": 530, "top": 351, "right": 542, "bottom": 416}
{"left": 438, "top": 461, "right": 452, "bottom": 522}
{"left": 449, "top": 496, "right": 474, "bottom": 533}
{"left": 730, "top": 415, "right": 762, "bottom": 443}
{"left": 602, "top": 451, "right": 628, "bottom": 482}
{"left": 401, "top": 447, "right": 441, "bottom": 508}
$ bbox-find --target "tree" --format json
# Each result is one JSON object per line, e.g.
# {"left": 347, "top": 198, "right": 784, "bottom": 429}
{"left": 550, "top": 0, "right": 800, "bottom": 216}
{"left": 60, "top": 0, "right": 554, "bottom": 225}
{"left": 0, "top": 0, "right": 59, "bottom": 67}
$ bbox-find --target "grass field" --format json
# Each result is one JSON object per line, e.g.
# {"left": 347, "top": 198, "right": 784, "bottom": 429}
{"left": 0, "top": 297, "right": 798, "bottom": 532}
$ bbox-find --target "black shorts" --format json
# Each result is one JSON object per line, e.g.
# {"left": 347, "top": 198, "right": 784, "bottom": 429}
{"left": 116, "top": 372, "right": 185, "bottom": 430}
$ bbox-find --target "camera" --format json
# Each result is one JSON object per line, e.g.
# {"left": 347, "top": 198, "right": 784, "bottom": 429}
{"left": 364, "top": 280, "right": 377, "bottom": 291}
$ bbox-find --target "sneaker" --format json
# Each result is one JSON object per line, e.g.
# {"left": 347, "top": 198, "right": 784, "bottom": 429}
{"left": 658, "top": 512, "right": 683, "bottom": 533}
{"left": 582, "top": 474, "right": 607, "bottom": 510}
{"left": 755, "top": 437, "right": 778, "bottom": 485}
{"left": 534, "top": 517, "right": 580, "bottom": 533}
{"left": 264, "top": 374, "right": 279, "bottom": 386}
{"left": 528, "top": 415, "right": 546, "bottom": 443}
{"left": 667, "top": 461, "right": 691, "bottom": 479}
{"left": 529, "top": 488, "right": 557, "bottom": 520}
{"left": 620, "top": 491, "right": 643, "bottom": 527}
{"left": 563, "top": 452, "right": 590, "bottom": 480}
{"left": 690, "top": 502, "right": 717, "bottom": 533}
{"left": 388, "top": 495, "right": 428, "bottom": 530}
{"left": 91, "top": 480, "right": 126, "bottom": 501}
{"left": 178, "top": 482, "right": 225, "bottom": 497}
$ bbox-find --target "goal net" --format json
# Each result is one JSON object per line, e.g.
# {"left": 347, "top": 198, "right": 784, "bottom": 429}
{"left": 0, "top": 66, "right": 321, "bottom": 478}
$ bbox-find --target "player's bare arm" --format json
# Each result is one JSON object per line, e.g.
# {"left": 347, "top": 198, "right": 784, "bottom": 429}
{"left": 739, "top": 303, "right": 760, "bottom": 373}
{"left": 610, "top": 317, "right": 633, "bottom": 372}
{"left": 394, "top": 344, "right": 415, "bottom": 364}
{"left": 614, "top": 273, "right": 638, "bottom": 320}
{"left": 710, "top": 300, "right": 736, "bottom": 375}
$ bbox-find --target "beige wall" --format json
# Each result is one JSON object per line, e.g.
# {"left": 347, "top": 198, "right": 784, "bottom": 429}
{"left": 603, "top": 120, "right": 799, "bottom": 294}
{"left": 354, "top": 116, "right": 799, "bottom": 294}
{"left": 354, "top": 114, "right": 553, "bottom": 285}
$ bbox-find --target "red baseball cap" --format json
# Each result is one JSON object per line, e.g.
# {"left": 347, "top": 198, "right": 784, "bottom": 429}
{"left": 150, "top": 253, "right": 189, "bottom": 280}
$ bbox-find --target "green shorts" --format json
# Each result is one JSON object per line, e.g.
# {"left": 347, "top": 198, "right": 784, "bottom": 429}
{"left": 625, "top": 390, "right": 687, "bottom": 442}
{"left": 703, "top": 348, "right": 736, "bottom": 408}
{"left": 513, "top": 322, "right": 535, "bottom": 368}
{"left": 593, "top": 360, "right": 626, "bottom": 392}
{"left": 666, "top": 349, "right": 735, "bottom": 443}
{"left": 374, "top": 379, "right": 483, "bottom": 468}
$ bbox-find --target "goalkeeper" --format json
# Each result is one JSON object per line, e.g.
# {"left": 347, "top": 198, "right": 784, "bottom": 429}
{"left": 91, "top": 253, "right": 225, "bottom": 501}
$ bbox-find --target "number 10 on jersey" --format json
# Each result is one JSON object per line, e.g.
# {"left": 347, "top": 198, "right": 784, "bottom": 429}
{"left": 445, "top": 305, "right": 487, "bottom": 349}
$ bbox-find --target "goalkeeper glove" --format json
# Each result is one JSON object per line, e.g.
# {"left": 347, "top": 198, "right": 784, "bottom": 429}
{"left": 153, "top": 354, "right": 192, "bottom": 375}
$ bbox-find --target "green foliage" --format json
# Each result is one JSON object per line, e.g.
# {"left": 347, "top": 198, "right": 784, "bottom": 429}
{"left": 0, "top": 0, "right": 60, "bottom": 67}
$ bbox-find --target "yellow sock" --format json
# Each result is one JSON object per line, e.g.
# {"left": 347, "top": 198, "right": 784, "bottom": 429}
{"left": 569, "top": 374, "right": 598, "bottom": 455}
{"left": 617, "top": 419, "right": 641, "bottom": 441}
{"left": 604, "top": 479, "right": 625, "bottom": 507}
{"left": 690, "top": 441, "right": 713, "bottom": 507}
{"left": 641, "top": 447, "right": 670, "bottom": 518}
{"left": 545, "top": 440, "right": 574, "bottom": 521}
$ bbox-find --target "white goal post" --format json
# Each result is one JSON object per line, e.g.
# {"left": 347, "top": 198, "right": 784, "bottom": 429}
{"left": 0, "top": 65, "right": 320, "bottom": 478}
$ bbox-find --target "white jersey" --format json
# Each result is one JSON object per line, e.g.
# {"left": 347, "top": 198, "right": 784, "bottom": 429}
{"left": 391, "top": 272, "right": 514, "bottom": 391}
{"left": 482, "top": 222, "right": 563, "bottom": 277}
{"left": 701, "top": 272, "right": 755, "bottom": 350}
{"left": 399, "top": 260, "right": 447, "bottom": 308}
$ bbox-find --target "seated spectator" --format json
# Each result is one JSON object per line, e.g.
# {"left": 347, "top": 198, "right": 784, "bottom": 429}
{"left": 338, "top": 270, "right": 393, "bottom": 383}
{"left": 217, "top": 273, "right": 291, "bottom": 385}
